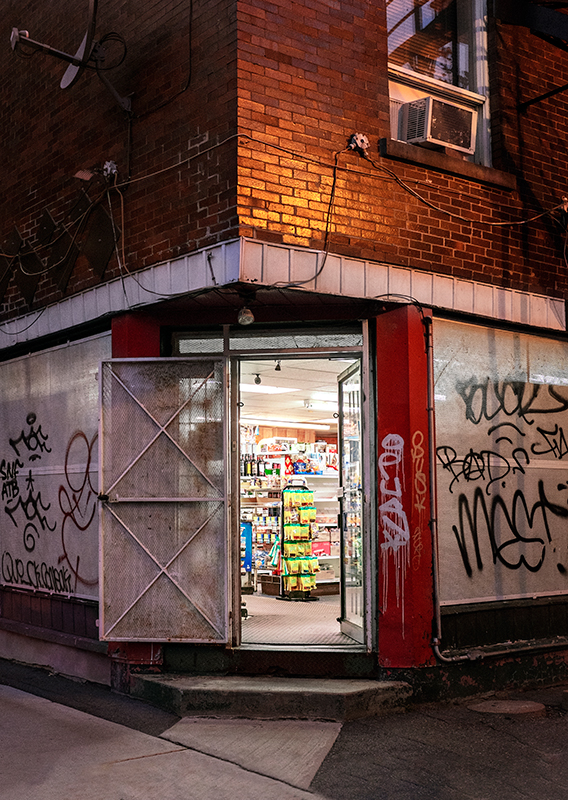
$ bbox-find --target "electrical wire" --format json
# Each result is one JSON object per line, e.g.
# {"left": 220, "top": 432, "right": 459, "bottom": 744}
{"left": 10, "top": 188, "right": 107, "bottom": 276}
{"left": 2, "top": 129, "right": 566, "bottom": 331}
{"left": 363, "top": 152, "right": 564, "bottom": 227}
{"left": 0, "top": 306, "right": 47, "bottom": 335}
{"left": 272, "top": 147, "right": 346, "bottom": 289}
{"left": 105, "top": 187, "right": 196, "bottom": 300}
{"left": 91, "top": 33, "right": 127, "bottom": 72}
{"left": 109, "top": 131, "right": 563, "bottom": 231}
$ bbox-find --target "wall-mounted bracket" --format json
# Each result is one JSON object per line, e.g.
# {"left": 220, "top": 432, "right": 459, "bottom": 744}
{"left": 10, "top": 19, "right": 131, "bottom": 114}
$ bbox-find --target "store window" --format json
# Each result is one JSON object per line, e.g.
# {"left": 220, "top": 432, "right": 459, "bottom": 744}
{"left": 433, "top": 319, "right": 568, "bottom": 606}
{"left": 0, "top": 333, "right": 110, "bottom": 599}
{"left": 387, "top": 0, "right": 490, "bottom": 165}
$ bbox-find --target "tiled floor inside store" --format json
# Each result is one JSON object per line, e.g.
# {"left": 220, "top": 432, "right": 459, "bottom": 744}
{"left": 241, "top": 593, "right": 356, "bottom": 645}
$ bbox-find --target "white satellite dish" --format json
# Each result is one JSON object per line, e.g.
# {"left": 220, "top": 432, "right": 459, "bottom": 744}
{"left": 61, "top": 0, "right": 98, "bottom": 89}
{"left": 10, "top": 0, "right": 130, "bottom": 112}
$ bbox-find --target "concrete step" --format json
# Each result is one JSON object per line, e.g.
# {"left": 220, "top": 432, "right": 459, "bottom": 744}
{"left": 129, "top": 674, "right": 413, "bottom": 721}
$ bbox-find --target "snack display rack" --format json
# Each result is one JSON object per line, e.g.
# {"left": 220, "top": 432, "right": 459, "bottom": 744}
{"left": 278, "top": 477, "right": 320, "bottom": 600}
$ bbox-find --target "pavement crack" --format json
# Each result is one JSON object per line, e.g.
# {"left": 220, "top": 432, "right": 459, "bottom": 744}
{"left": 106, "top": 747, "right": 187, "bottom": 764}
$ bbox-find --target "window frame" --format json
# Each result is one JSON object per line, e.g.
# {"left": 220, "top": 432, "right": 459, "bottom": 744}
{"left": 387, "top": 0, "right": 491, "bottom": 167}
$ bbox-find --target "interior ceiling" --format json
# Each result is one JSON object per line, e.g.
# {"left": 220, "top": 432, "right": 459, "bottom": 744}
{"left": 238, "top": 357, "right": 357, "bottom": 432}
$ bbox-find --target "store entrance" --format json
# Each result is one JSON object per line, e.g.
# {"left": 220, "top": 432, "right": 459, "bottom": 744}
{"left": 238, "top": 356, "right": 364, "bottom": 647}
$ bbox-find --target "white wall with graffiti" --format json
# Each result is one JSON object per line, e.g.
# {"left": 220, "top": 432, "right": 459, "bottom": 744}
{"left": 434, "top": 319, "right": 568, "bottom": 605}
{"left": 0, "top": 333, "right": 111, "bottom": 599}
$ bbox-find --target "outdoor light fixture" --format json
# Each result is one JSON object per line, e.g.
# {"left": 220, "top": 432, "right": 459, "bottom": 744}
{"left": 254, "top": 374, "right": 262, "bottom": 385}
{"left": 237, "top": 306, "right": 255, "bottom": 325}
{"left": 275, "top": 360, "right": 281, "bottom": 371}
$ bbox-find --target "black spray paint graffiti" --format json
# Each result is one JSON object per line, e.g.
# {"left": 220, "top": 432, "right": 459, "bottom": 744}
{"left": 9, "top": 413, "right": 52, "bottom": 461}
{"left": 0, "top": 458, "right": 24, "bottom": 500}
{"left": 1, "top": 416, "right": 98, "bottom": 592}
{"left": 451, "top": 482, "right": 568, "bottom": 577}
{"left": 1, "top": 550, "right": 72, "bottom": 593}
{"left": 5, "top": 470, "right": 56, "bottom": 552}
{"left": 438, "top": 376, "right": 568, "bottom": 580}
{"left": 456, "top": 378, "right": 568, "bottom": 425}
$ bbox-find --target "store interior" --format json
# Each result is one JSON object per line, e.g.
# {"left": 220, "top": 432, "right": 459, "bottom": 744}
{"left": 238, "top": 356, "right": 360, "bottom": 647}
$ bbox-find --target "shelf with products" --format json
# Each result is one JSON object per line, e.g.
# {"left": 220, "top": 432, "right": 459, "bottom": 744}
{"left": 315, "top": 554, "right": 340, "bottom": 585}
{"left": 239, "top": 435, "right": 341, "bottom": 595}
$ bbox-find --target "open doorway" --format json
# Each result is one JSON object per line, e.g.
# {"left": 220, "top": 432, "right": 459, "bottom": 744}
{"left": 238, "top": 356, "right": 364, "bottom": 647}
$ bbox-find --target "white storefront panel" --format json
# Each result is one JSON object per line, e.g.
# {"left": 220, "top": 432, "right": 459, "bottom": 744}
{"left": 0, "top": 333, "right": 110, "bottom": 599}
{"left": 435, "top": 319, "right": 568, "bottom": 605}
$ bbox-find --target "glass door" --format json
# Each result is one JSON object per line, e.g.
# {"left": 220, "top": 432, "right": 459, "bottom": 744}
{"left": 338, "top": 361, "right": 364, "bottom": 643}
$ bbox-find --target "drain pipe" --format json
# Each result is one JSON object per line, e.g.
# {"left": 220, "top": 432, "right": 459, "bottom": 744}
{"left": 423, "top": 314, "right": 469, "bottom": 664}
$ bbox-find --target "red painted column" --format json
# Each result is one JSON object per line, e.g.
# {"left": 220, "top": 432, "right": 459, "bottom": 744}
{"left": 111, "top": 313, "right": 161, "bottom": 358}
{"left": 376, "top": 305, "right": 435, "bottom": 667}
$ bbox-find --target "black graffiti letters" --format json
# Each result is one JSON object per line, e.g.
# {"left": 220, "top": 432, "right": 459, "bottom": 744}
{"left": 0, "top": 458, "right": 23, "bottom": 500}
{"left": 437, "top": 369, "right": 568, "bottom": 586}
{"left": 4, "top": 470, "right": 56, "bottom": 544}
{"left": 1, "top": 416, "right": 98, "bottom": 595}
{"left": 9, "top": 413, "right": 51, "bottom": 461}
{"left": 531, "top": 424, "right": 568, "bottom": 459}
{"left": 452, "top": 481, "right": 568, "bottom": 577}
{"left": 1, "top": 550, "right": 72, "bottom": 593}
{"left": 457, "top": 378, "right": 568, "bottom": 426}
{"left": 437, "top": 445, "right": 530, "bottom": 494}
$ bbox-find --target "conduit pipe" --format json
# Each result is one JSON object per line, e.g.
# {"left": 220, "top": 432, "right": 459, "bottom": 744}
{"left": 423, "top": 312, "right": 568, "bottom": 664}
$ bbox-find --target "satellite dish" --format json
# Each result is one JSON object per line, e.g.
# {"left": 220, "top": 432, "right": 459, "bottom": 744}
{"left": 10, "top": 0, "right": 130, "bottom": 112}
{"left": 60, "top": 0, "right": 98, "bottom": 89}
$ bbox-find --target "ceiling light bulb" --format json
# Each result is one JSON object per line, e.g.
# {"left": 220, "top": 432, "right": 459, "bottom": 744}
{"left": 237, "top": 306, "right": 255, "bottom": 325}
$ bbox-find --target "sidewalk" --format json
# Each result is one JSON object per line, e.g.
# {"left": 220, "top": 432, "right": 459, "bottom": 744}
{"left": 1, "top": 682, "right": 332, "bottom": 799}
{"left": 3, "top": 658, "right": 568, "bottom": 800}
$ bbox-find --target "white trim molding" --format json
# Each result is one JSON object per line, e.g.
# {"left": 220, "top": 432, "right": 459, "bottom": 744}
{"left": 0, "top": 238, "right": 564, "bottom": 350}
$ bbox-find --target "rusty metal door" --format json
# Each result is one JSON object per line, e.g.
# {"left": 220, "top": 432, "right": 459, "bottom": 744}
{"left": 99, "top": 358, "right": 229, "bottom": 642}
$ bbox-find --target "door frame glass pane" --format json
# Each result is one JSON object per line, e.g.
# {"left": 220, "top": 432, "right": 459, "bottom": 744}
{"left": 338, "top": 360, "right": 365, "bottom": 643}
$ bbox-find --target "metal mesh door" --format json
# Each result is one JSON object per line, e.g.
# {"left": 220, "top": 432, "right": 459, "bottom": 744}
{"left": 99, "top": 359, "right": 228, "bottom": 642}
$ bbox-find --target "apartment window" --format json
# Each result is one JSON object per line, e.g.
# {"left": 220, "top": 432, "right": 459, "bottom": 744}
{"left": 387, "top": 0, "right": 490, "bottom": 165}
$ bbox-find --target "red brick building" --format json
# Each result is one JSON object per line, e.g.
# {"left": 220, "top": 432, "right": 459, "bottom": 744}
{"left": 2, "top": 0, "right": 568, "bottom": 697}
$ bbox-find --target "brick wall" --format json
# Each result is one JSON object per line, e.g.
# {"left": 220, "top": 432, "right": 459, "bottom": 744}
{"left": 1, "top": 0, "right": 239, "bottom": 315}
{"left": 2, "top": 2, "right": 568, "bottom": 320}
{"left": 235, "top": 4, "right": 568, "bottom": 298}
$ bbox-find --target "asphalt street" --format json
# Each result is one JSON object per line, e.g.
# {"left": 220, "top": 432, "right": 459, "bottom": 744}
{"left": 2, "top": 658, "right": 568, "bottom": 800}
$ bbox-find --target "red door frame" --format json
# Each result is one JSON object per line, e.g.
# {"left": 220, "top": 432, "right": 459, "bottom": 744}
{"left": 376, "top": 305, "right": 435, "bottom": 667}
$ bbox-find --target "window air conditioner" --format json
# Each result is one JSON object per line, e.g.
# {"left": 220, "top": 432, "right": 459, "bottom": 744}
{"left": 400, "top": 97, "right": 477, "bottom": 155}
